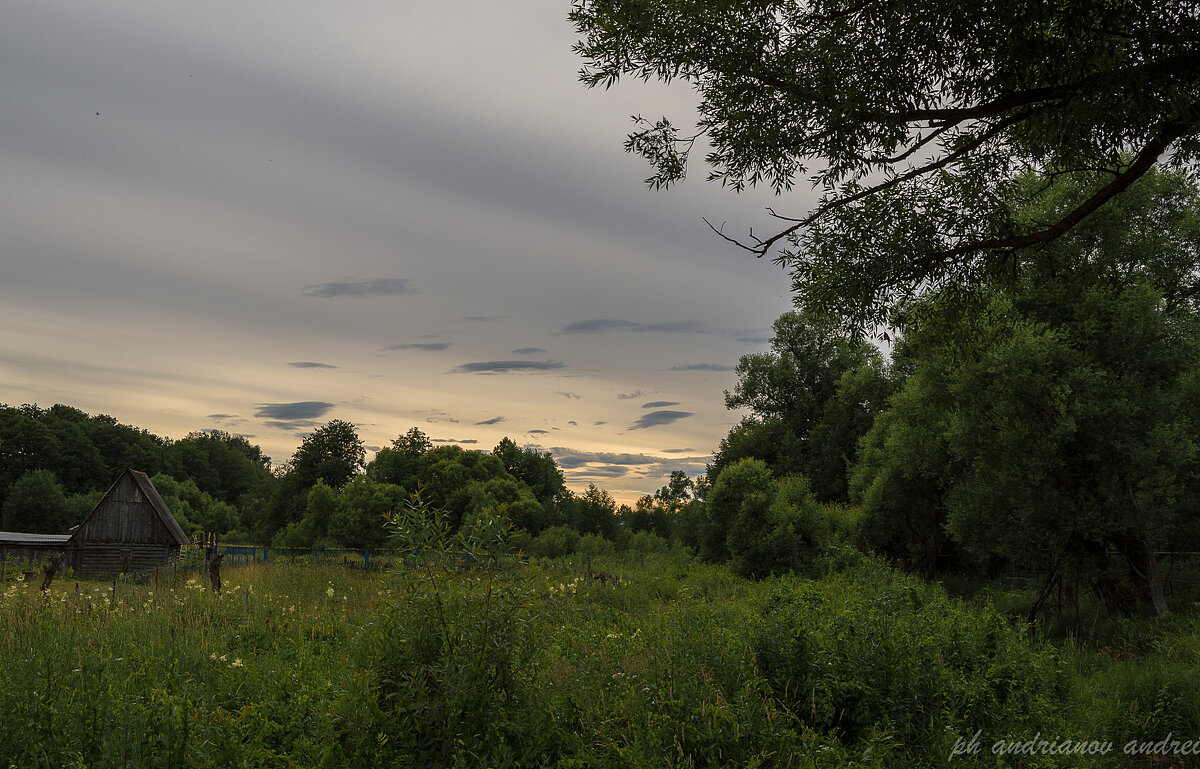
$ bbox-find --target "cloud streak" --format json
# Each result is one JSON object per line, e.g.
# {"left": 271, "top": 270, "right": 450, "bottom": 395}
{"left": 641, "top": 401, "right": 679, "bottom": 408}
{"left": 254, "top": 401, "right": 334, "bottom": 420}
{"left": 451, "top": 360, "right": 566, "bottom": 374}
{"left": 629, "top": 410, "right": 694, "bottom": 430}
{"left": 288, "top": 361, "right": 337, "bottom": 369}
{"left": 670, "top": 363, "right": 736, "bottom": 372}
{"left": 386, "top": 342, "right": 451, "bottom": 351}
{"left": 303, "top": 278, "right": 416, "bottom": 299}
{"left": 557, "top": 319, "right": 709, "bottom": 335}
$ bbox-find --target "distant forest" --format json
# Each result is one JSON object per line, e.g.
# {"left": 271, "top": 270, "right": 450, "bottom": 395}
{"left": 0, "top": 404, "right": 685, "bottom": 556}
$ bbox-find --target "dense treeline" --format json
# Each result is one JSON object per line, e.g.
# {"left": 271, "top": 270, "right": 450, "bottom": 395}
{"left": 693, "top": 169, "right": 1200, "bottom": 622}
{"left": 0, "top": 405, "right": 659, "bottom": 554}
{"left": 0, "top": 404, "right": 275, "bottom": 538}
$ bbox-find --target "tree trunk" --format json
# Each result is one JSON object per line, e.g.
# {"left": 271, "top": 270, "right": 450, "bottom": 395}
{"left": 1026, "top": 563, "right": 1061, "bottom": 629}
{"left": 1112, "top": 533, "right": 1169, "bottom": 617}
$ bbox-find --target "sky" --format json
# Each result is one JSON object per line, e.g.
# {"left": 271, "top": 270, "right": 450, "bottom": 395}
{"left": 0, "top": 0, "right": 809, "bottom": 503}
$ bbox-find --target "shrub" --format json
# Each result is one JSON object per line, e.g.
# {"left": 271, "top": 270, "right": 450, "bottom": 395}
{"left": 627, "top": 530, "right": 670, "bottom": 554}
{"left": 753, "top": 561, "right": 1067, "bottom": 764}
{"left": 374, "top": 490, "right": 542, "bottom": 765}
{"left": 1074, "top": 655, "right": 1200, "bottom": 751}
{"left": 709, "top": 459, "right": 824, "bottom": 578}
{"left": 575, "top": 532, "right": 615, "bottom": 558}
{"left": 528, "top": 524, "right": 580, "bottom": 558}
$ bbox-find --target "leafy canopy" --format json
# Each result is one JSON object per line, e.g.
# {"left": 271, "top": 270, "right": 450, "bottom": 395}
{"left": 572, "top": 0, "right": 1200, "bottom": 328}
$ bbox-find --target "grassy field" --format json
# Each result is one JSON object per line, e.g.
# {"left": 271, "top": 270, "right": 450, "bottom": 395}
{"left": 2, "top": 553, "right": 1199, "bottom": 768}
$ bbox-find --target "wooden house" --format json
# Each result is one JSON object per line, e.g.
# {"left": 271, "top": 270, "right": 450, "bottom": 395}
{"left": 0, "top": 469, "right": 189, "bottom": 576}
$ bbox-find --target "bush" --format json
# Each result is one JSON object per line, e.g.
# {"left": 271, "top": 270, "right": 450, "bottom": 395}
{"left": 709, "top": 459, "right": 823, "bottom": 578}
{"left": 753, "top": 561, "right": 1067, "bottom": 764}
{"left": 575, "top": 533, "right": 615, "bottom": 558}
{"left": 627, "top": 530, "right": 670, "bottom": 554}
{"left": 528, "top": 524, "right": 580, "bottom": 558}
{"left": 1074, "top": 655, "right": 1200, "bottom": 752}
{"left": 374, "top": 491, "right": 542, "bottom": 765}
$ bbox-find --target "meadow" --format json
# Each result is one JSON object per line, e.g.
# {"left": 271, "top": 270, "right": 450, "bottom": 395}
{"left": 2, "top": 552, "right": 1199, "bottom": 768}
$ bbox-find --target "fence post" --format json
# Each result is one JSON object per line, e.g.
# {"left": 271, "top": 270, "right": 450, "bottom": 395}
{"left": 263, "top": 548, "right": 269, "bottom": 563}
{"left": 364, "top": 549, "right": 370, "bottom": 570}
{"left": 315, "top": 549, "right": 320, "bottom": 564}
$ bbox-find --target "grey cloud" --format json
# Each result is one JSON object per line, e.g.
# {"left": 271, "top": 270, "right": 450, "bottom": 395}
{"left": 548, "top": 448, "right": 664, "bottom": 469}
{"left": 736, "top": 329, "right": 773, "bottom": 344}
{"left": 432, "top": 437, "right": 478, "bottom": 444}
{"left": 557, "top": 319, "right": 636, "bottom": 334}
{"left": 206, "top": 413, "right": 239, "bottom": 420}
{"left": 263, "top": 419, "right": 322, "bottom": 432}
{"left": 629, "top": 410, "right": 694, "bottom": 430}
{"left": 641, "top": 401, "right": 679, "bottom": 408}
{"left": 660, "top": 448, "right": 696, "bottom": 454}
{"left": 254, "top": 401, "right": 334, "bottom": 420}
{"left": 386, "top": 342, "right": 451, "bottom": 351}
{"left": 616, "top": 391, "right": 648, "bottom": 400}
{"left": 527, "top": 429, "right": 549, "bottom": 434}
{"left": 670, "top": 363, "right": 736, "bottom": 372}
{"left": 557, "top": 319, "right": 708, "bottom": 335}
{"left": 582, "top": 466, "right": 631, "bottom": 478}
{"left": 288, "top": 361, "right": 338, "bottom": 369}
{"left": 451, "top": 360, "right": 566, "bottom": 374}
{"left": 555, "top": 391, "right": 581, "bottom": 399}
{"left": 512, "top": 347, "right": 546, "bottom": 355}
{"left": 568, "top": 420, "right": 577, "bottom": 426}
{"left": 475, "top": 416, "right": 505, "bottom": 425}
{"left": 635, "top": 321, "right": 709, "bottom": 333}
{"left": 594, "top": 421, "right": 607, "bottom": 425}
{"left": 303, "top": 278, "right": 416, "bottom": 299}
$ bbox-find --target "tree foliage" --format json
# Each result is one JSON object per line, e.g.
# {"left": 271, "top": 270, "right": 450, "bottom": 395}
{"left": 572, "top": 0, "right": 1200, "bottom": 328}
{"left": 705, "top": 459, "right": 822, "bottom": 578}
{"left": 1, "top": 469, "right": 70, "bottom": 534}
{"left": 852, "top": 170, "right": 1200, "bottom": 616}
{"left": 713, "top": 309, "right": 892, "bottom": 500}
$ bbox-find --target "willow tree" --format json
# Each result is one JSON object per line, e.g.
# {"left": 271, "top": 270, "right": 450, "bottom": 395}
{"left": 572, "top": 0, "right": 1200, "bottom": 328}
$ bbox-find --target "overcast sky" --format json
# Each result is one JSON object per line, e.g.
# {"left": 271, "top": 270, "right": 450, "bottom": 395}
{"left": 0, "top": 0, "right": 807, "bottom": 502}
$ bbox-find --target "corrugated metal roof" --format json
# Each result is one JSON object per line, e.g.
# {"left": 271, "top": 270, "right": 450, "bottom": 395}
{"left": 0, "top": 532, "right": 72, "bottom": 545}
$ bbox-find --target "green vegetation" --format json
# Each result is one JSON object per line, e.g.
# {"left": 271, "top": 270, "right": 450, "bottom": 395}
{"left": 571, "top": 0, "right": 1199, "bottom": 330}
{"left": 4, "top": 544, "right": 1200, "bottom": 767}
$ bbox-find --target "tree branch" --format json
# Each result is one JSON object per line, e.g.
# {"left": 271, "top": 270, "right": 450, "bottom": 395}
{"left": 933, "top": 123, "right": 1188, "bottom": 259}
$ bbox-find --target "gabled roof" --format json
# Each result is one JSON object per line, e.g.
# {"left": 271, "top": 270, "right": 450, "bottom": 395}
{"left": 128, "top": 470, "right": 190, "bottom": 545}
{"left": 73, "top": 469, "right": 190, "bottom": 546}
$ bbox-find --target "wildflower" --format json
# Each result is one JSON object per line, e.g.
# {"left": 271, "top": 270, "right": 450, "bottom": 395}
{"left": 220, "top": 654, "right": 227, "bottom": 662}
{"left": 210, "top": 653, "right": 217, "bottom": 660}
{"left": 15, "top": 574, "right": 24, "bottom": 583}
{"left": 231, "top": 658, "right": 243, "bottom": 668}
{"left": 326, "top": 587, "right": 335, "bottom": 598}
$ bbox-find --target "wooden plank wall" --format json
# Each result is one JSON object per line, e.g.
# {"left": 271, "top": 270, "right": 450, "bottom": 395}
{"left": 77, "top": 475, "right": 172, "bottom": 545}
{"left": 72, "top": 543, "right": 180, "bottom": 575}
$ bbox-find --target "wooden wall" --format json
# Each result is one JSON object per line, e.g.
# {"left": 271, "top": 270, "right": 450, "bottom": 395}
{"left": 71, "top": 474, "right": 181, "bottom": 575}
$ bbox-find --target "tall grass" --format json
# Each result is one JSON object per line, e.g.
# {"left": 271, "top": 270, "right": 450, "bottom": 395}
{"left": 2, "top": 552, "right": 1195, "bottom": 767}
{"left": 0, "top": 563, "right": 377, "bottom": 767}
